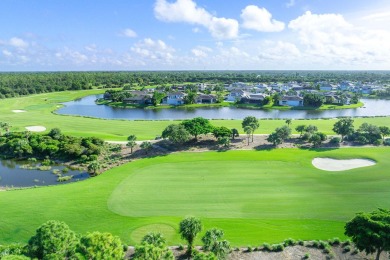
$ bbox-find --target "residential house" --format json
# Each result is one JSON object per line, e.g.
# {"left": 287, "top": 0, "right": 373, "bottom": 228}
{"left": 320, "top": 82, "right": 337, "bottom": 91}
{"left": 196, "top": 94, "right": 216, "bottom": 104}
{"left": 241, "top": 93, "right": 266, "bottom": 104}
{"left": 123, "top": 91, "right": 153, "bottom": 105}
{"left": 163, "top": 91, "right": 186, "bottom": 105}
{"left": 226, "top": 90, "right": 247, "bottom": 102}
{"left": 279, "top": 96, "right": 304, "bottom": 107}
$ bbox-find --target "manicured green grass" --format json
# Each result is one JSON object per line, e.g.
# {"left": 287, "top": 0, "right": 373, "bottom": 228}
{"left": 0, "top": 91, "right": 389, "bottom": 140}
{"left": 1, "top": 148, "right": 389, "bottom": 246}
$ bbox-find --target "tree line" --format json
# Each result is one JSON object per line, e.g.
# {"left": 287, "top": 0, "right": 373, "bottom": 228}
{"left": 1, "top": 71, "right": 389, "bottom": 99}
{"left": 1, "top": 209, "right": 389, "bottom": 259}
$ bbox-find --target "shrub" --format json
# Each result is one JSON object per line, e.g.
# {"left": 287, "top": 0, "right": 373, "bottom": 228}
{"left": 310, "top": 240, "right": 319, "bottom": 248}
{"left": 342, "top": 240, "right": 351, "bottom": 246}
{"left": 262, "top": 243, "right": 272, "bottom": 251}
{"left": 318, "top": 240, "right": 328, "bottom": 249}
{"left": 272, "top": 244, "right": 284, "bottom": 252}
{"left": 329, "top": 137, "right": 341, "bottom": 145}
{"left": 326, "top": 252, "right": 335, "bottom": 259}
{"left": 328, "top": 237, "right": 340, "bottom": 246}
{"left": 342, "top": 245, "right": 351, "bottom": 253}
{"left": 298, "top": 240, "right": 304, "bottom": 246}
{"left": 246, "top": 246, "right": 253, "bottom": 252}
{"left": 178, "top": 244, "right": 184, "bottom": 251}
{"left": 384, "top": 138, "right": 390, "bottom": 146}
{"left": 283, "top": 238, "right": 296, "bottom": 247}
{"left": 373, "top": 139, "right": 383, "bottom": 146}
{"left": 62, "top": 167, "right": 69, "bottom": 173}
{"left": 323, "top": 246, "right": 331, "bottom": 254}
{"left": 303, "top": 252, "right": 310, "bottom": 259}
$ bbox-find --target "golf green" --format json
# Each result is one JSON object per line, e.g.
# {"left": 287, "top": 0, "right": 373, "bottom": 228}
{"left": 1, "top": 148, "right": 389, "bottom": 246}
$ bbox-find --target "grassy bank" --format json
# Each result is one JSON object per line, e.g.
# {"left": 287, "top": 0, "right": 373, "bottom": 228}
{"left": 1, "top": 148, "right": 389, "bottom": 245}
{"left": 0, "top": 91, "right": 388, "bottom": 140}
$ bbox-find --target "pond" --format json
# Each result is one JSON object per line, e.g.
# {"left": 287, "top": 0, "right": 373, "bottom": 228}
{"left": 56, "top": 95, "right": 390, "bottom": 120}
{"left": 0, "top": 159, "right": 89, "bottom": 188}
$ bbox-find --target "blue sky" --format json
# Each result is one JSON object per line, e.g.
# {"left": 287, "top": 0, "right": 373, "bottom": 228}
{"left": 0, "top": 0, "right": 389, "bottom": 71}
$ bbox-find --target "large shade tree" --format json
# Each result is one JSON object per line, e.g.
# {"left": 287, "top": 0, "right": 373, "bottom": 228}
{"left": 181, "top": 117, "right": 213, "bottom": 140}
{"left": 345, "top": 209, "right": 390, "bottom": 260}
{"left": 28, "top": 220, "right": 78, "bottom": 260}
{"left": 162, "top": 124, "right": 191, "bottom": 144}
{"left": 179, "top": 217, "right": 202, "bottom": 255}
{"left": 333, "top": 118, "right": 354, "bottom": 141}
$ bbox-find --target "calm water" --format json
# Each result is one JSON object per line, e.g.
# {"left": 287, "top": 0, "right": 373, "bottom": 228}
{"left": 57, "top": 95, "right": 390, "bottom": 120}
{"left": 0, "top": 159, "right": 89, "bottom": 188}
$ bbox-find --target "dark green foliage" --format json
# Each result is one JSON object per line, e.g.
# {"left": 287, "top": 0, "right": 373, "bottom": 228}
{"left": 141, "top": 232, "right": 166, "bottom": 247}
{"left": 181, "top": 117, "right": 213, "bottom": 140}
{"left": 140, "top": 141, "right": 152, "bottom": 154}
{"left": 0, "top": 131, "right": 104, "bottom": 161}
{"left": 201, "top": 228, "right": 231, "bottom": 259}
{"left": 212, "top": 126, "right": 232, "bottom": 139}
{"left": 179, "top": 217, "right": 202, "bottom": 255}
{"left": 329, "top": 137, "right": 341, "bottom": 145}
{"left": 379, "top": 126, "right": 390, "bottom": 140}
{"left": 1, "top": 255, "right": 30, "bottom": 260}
{"left": 242, "top": 116, "right": 260, "bottom": 142}
{"left": 27, "top": 220, "right": 79, "bottom": 260}
{"left": 262, "top": 243, "right": 272, "bottom": 251}
{"left": 283, "top": 238, "right": 296, "bottom": 247}
{"left": 333, "top": 118, "right": 354, "bottom": 141}
{"left": 328, "top": 237, "right": 340, "bottom": 246}
{"left": 345, "top": 208, "right": 390, "bottom": 260}
{"left": 309, "top": 132, "right": 327, "bottom": 147}
{"left": 126, "top": 135, "right": 137, "bottom": 153}
{"left": 77, "top": 232, "right": 124, "bottom": 260}
{"left": 152, "top": 91, "right": 166, "bottom": 106}
{"left": 303, "top": 93, "right": 324, "bottom": 107}
{"left": 133, "top": 232, "right": 173, "bottom": 260}
{"left": 303, "top": 252, "right": 310, "bottom": 259}
{"left": 218, "top": 137, "right": 231, "bottom": 147}
{"left": 342, "top": 245, "right": 351, "bottom": 253}
{"left": 162, "top": 124, "right": 191, "bottom": 144}
{"left": 272, "top": 243, "right": 284, "bottom": 252}
{"left": 267, "top": 125, "right": 291, "bottom": 146}
{"left": 231, "top": 128, "right": 239, "bottom": 139}
{"left": 384, "top": 138, "right": 390, "bottom": 146}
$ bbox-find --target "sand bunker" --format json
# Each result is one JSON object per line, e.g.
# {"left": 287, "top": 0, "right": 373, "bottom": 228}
{"left": 25, "top": 126, "right": 46, "bottom": 132}
{"left": 12, "top": 110, "right": 26, "bottom": 113}
{"left": 312, "top": 158, "right": 376, "bottom": 171}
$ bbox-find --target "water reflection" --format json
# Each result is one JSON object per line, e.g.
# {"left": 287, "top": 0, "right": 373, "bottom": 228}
{"left": 56, "top": 95, "right": 390, "bottom": 120}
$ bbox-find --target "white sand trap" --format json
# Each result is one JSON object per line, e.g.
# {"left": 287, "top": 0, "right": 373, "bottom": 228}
{"left": 25, "top": 126, "right": 46, "bottom": 132}
{"left": 12, "top": 110, "right": 26, "bottom": 113}
{"left": 312, "top": 158, "right": 376, "bottom": 171}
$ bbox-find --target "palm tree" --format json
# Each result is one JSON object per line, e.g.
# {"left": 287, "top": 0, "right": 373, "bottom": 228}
{"left": 127, "top": 135, "right": 137, "bottom": 154}
{"left": 179, "top": 217, "right": 202, "bottom": 255}
{"left": 243, "top": 126, "right": 252, "bottom": 145}
{"left": 285, "top": 119, "right": 292, "bottom": 127}
{"left": 87, "top": 161, "right": 102, "bottom": 175}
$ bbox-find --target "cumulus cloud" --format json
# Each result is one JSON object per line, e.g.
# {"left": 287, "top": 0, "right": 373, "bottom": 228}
{"left": 241, "top": 5, "right": 285, "bottom": 32}
{"left": 9, "top": 37, "right": 29, "bottom": 49}
{"left": 288, "top": 11, "right": 390, "bottom": 66}
{"left": 121, "top": 28, "right": 138, "bottom": 38}
{"left": 191, "top": 46, "right": 212, "bottom": 57}
{"left": 131, "top": 38, "right": 175, "bottom": 62}
{"left": 154, "top": 0, "right": 239, "bottom": 39}
{"left": 2, "top": 50, "right": 13, "bottom": 57}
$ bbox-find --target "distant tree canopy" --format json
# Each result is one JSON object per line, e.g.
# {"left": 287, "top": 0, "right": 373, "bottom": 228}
{"left": 1, "top": 71, "right": 389, "bottom": 99}
{"left": 0, "top": 130, "right": 104, "bottom": 161}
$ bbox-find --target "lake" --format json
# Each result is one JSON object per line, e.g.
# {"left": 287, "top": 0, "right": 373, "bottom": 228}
{"left": 56, "top": 95, "right": 390, "bottom": 120}
{"left": 0, "top": 159, "right": 89, "bottom": 188}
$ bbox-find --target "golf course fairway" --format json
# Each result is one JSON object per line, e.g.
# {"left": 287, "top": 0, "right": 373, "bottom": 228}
{"left": 1, "top": 148, "right": 389, "bottom": 246}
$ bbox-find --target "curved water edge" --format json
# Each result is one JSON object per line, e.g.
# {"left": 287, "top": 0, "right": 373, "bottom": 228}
{"left": 0, "top": 159, "right": 89, "bottom": 188}
{"left": 56, "top": 94, "right": 390, "bottom": 120}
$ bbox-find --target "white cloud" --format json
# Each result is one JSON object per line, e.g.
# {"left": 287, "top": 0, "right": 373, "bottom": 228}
{"left": 288, "top": 11, "right": 390, "bottom": 67}
{"left": 131, "top": 38, "right": 175, "bottom": 62}
{"left": 191, "top": 46, "right": 212, "bottom": 57}
{"left": 9, "top": 37, "right": 29, "bottom": 49}
{"left": 121, "top": 28, "right": 137, "bottom": 38}
{"left": 241, "top": 5, "right": 285, "bottom": 32}
{"left": 154, "top": 0, "right": 239, "bottom": 39}
{"left": 2, "top": 50, "right": 12, "bottom": 57}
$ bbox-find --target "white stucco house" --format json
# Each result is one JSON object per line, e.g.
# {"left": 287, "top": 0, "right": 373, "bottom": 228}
{"left": 163, "top": 91, "right": 186, "bottom": 105}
